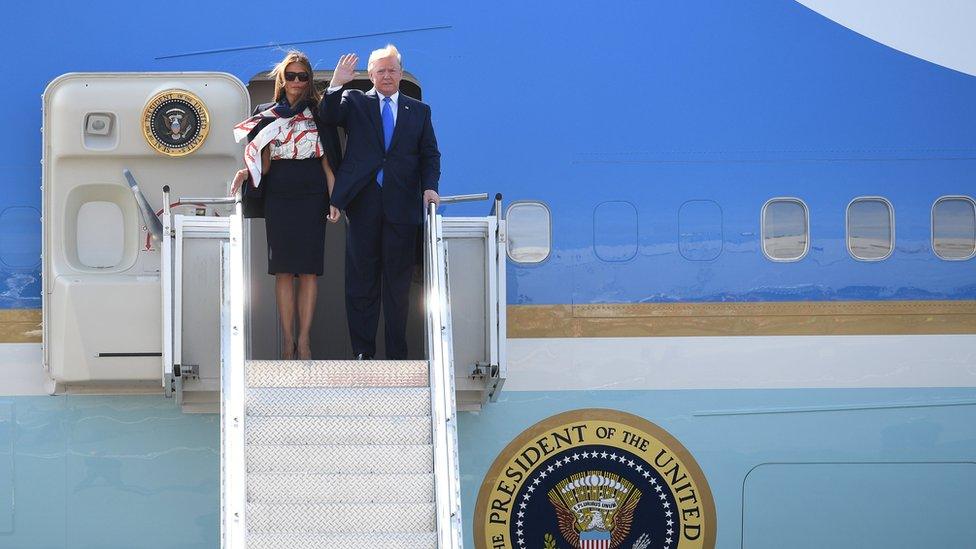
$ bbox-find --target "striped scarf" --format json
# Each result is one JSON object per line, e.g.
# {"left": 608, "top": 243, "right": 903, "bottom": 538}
{"left": 233, "top": 99, "right": 319, "bottom": 188}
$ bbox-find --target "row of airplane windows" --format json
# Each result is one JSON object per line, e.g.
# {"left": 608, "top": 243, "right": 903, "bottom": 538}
{"left": 504, "top": 196, "right": 976, "bottom": 264}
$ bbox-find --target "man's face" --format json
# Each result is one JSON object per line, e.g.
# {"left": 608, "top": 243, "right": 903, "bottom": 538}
{"left": 369, "top": 55, "right": 402, "bottom": 97}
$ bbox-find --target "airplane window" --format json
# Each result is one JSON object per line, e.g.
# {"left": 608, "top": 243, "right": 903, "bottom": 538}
{"left": 932, "top": 196, "right": 976, "bottom": 260}
{"left": 847, "top": 197, "right": 894, "bottom": 261}
{"left": 506, "top": 202, "right": 551, "bottom": 263}
{"left": 0, "top": 206, "right": 41, "bottom": 269}
{"left": 77, "top": 201, "right": 125, "bottom": 268}
{"left": 593, "top": 201, "right": 638, "bottom": 262}
{"left": 679, "top": 200, "right": 723, "bottom": 261}
{"left": 762, "top": 198, "right": 808, "bottom": 261}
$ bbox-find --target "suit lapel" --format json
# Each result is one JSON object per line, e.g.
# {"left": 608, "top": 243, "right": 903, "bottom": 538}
{"left": 364, "top": 89, "right": 384, "bottom": 150}
{"left": 389, "top": 94, "right": 411, "bottom": 151}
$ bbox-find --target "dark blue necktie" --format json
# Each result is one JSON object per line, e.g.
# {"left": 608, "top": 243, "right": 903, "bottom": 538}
{"left": 378, "top": 96, "right": 394, "bottom": 186}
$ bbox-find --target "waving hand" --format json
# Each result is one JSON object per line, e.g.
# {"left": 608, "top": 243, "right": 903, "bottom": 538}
{"left": 330, "top": 53, "right": 359, "bottom": 88}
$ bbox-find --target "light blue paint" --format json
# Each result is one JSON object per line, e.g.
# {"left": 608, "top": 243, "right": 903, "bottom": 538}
{"left": 458, "top": 388, "right": 976, "bottom": 548}
{"left": 0, "top": 402, "right": 12, "bottom": 534}
{"left": 0, "top": 389, "right": 974, "bottom": 547}
{"left": 742, "top": 462, "right": 976, "bottom": 549}
{"left": 0, "top": 395, "right": 217, "bottom": 549}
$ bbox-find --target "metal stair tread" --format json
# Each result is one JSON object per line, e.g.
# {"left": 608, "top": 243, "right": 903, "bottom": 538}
{"left": 248, "top": 472, "right": 435, "bottom": 504}
{"left": 247, "top": 502, "right": 436, "bottom": 533}
{"left": 246, "top": 444, "right": 434, "bottom": 474}
{"left": 246, "top": 386, "right": 431, "bottom": 417}
{"left": 247, "top": 360, "right": 429, "bottom": 388}
{"left": 245, "top": 531, "right": 437, "bottom": 549}
{"left": 246, "top": 415, "right": 433, "bottom": 445}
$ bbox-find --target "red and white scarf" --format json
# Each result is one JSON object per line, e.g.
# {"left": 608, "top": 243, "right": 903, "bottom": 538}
{"left": 233, "top": 101, "right": 322, "bottom": 188}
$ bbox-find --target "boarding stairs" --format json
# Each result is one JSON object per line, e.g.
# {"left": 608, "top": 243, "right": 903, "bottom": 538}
{"left": 151, "top": 185, "right": 507, "bottom": 548}
{"left": 241, "top": 359, "right": 438, "bottom": 548}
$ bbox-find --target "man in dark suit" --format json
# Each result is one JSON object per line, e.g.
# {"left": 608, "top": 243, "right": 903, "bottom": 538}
{"left": 320, "top": 45, "right": 440, "bottom": 360}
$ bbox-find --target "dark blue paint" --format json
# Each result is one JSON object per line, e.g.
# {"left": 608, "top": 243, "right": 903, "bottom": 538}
{"left": 593, "top": 201, "right": 638, "bottom": 262}
{"left": 4, "top": 1, "right": 975, "bottom": 308}
{"left": 679, "top": 200, "right": 723, "bottom": 261}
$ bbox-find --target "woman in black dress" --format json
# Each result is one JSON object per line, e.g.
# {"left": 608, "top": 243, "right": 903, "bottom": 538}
{"left": 231, "top": 51, "right": 341, "bottom": 360}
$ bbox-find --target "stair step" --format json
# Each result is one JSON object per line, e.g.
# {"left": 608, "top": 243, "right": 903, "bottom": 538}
{"left": 247, "top": 360, "right": 428, "bottom": 388}
{"left": 246, "top": 416, "right": 432, "bottom": 445}
{"left": 246, "top": 532, "right": 438, "bottom": 549}
{"left": 247, "top": 444, "right": 434, "bottom": 474}
{"left": 247, "top": 502, "right": 436, "bottom": 533}
{"left": 247, "top": 387, "right": 430, "bottom": 417}
{"left": 248, "top": 473, "right": 434, "bottom": 504}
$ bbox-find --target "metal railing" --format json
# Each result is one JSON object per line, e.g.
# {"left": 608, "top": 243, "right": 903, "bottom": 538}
{"left": 221, "top": 201, "right": 247, "bottom": 548}
{"left": 425, "top": 202, "right": 463, "bottom": 549}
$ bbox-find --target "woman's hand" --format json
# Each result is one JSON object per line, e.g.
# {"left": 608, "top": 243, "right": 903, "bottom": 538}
{"left": 230, "top": 168, "right": 249, "bottom": 195}
{"left": 327, "top": 205, "right": 341, "bottom": 223}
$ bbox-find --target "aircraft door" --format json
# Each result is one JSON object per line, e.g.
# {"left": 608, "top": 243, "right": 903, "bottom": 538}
{"left": 42, "top": 73, "right": 248, "bottom": 385}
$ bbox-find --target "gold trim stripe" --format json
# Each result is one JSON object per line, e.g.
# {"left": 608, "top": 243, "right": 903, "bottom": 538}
{"left": 0, "top": 309, "right": 41, "bottom": 343}
{"left": 508, "top": 301, "right": 976, "bottom": 338}
{"left": 4, "top": 301, "right": 974, "bottom": 343}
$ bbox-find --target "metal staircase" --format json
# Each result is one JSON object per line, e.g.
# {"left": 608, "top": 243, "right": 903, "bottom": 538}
{"left": 157, "top": 189, "right": 504, "bottom": 547}
{"left": 218, "top": 202, "right": 471, "bottom": 548}
{"left": 243, "top": 359, "right": 438, "bottom": 549}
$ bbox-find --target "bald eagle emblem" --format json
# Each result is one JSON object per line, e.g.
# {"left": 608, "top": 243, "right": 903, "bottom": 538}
{"left": 548, "top": 472, "right": 641, "bottom": 549}
{"left": 164, "top": 107, "right": 193, "bottom": 140}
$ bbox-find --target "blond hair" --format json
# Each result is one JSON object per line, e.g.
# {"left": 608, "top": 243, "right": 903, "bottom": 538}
{"left": 367, "top": 44, "right": 403, "bottom": 72}
{"left": 268, "top": 50, "right": 321, "bottom": 105}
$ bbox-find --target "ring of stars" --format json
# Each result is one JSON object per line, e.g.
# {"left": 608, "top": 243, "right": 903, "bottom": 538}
{"left": 512, "top": 448, "right": 678, "bottom": 549}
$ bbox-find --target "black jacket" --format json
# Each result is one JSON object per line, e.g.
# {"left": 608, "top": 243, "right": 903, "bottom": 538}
{"left": 319, "top": 89, "right": 440, "bottom": 225}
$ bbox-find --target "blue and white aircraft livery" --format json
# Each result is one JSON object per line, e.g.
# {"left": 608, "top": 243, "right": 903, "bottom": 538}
{"left": 1, "top": 1, "right": 974, "bottom": 548}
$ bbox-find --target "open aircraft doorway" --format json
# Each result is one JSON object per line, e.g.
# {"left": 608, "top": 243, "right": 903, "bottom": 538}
{"left": 244, "top": 70, "right": 425, "bottom": 361}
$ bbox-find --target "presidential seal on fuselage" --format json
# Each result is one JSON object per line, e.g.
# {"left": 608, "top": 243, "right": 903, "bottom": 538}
{"left": 474, "top": 409, "right": 715, "bottom": 549}
{"left": 141, "top": 89, "right": 209, "bottom": 156}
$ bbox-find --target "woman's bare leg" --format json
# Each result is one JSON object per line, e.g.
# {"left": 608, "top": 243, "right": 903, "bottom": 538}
{"left": 275, "top": 274, "right": 297, "bottom": 359}
{"left": 296, "top": 274, "right": 318, "bottom": 360}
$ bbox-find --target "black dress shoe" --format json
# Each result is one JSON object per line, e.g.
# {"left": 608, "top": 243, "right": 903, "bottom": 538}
{"left": 354, "top": 353, "right": 373, "bottom": 360}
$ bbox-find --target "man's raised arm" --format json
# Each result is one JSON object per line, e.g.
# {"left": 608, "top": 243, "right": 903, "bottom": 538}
{"left": 319, "top": 53, "right": 358, "bottom": 125}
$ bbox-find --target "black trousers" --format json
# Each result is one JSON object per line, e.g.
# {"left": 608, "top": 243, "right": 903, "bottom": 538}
{"left": 344, "top": 181, "right": 417, "bottom": 359}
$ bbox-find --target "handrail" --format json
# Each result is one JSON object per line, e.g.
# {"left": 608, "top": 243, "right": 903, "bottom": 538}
{"left": 179, "top": 196, "right": 239, "bottom": 205}
{"left": 440, "top": 193, "right": 489, "bottom": 205}
{"left": 161, "top": 186, "right": 173, "bottom": 392}
{"left": 221, "top": 201, "right": 247, "bottom": 548}
{"left": 425, "top": 202, "right": 463, "bottom": 549}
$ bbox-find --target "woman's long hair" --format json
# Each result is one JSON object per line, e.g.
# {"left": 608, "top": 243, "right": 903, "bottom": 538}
{"left": 269, "top": 50, "right": 321, "bottom": 105}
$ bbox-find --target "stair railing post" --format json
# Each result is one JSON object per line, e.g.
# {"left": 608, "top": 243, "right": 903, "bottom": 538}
{"left": 425, "top": 202, "right": 463, "bottom": 549}
{"left": 221, "top": 202, "right": 247, "bottom": 548}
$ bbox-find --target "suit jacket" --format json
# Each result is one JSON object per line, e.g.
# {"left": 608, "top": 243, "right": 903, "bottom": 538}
{"left": 319, "top": 88, "right": 440, "bottom": 225}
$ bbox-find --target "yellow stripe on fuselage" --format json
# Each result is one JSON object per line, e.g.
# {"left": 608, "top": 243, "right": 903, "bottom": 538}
{"left": 507, "top": 301, "right": 976, "bottom": 338}
{"left": 0, "top": 309, "right": 41, "bottom": 343}
{"left": 5, "top": 301, "right": 975, "bottom": 344}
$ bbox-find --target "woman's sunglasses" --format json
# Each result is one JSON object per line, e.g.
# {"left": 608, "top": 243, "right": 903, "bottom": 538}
{"left": 284, "top": 71, "right": 310, "bottom": 82}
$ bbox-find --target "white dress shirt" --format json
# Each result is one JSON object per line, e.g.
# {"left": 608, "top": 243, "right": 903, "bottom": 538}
{"left": 327, "top": 86, "right": 398, "bottom": 124}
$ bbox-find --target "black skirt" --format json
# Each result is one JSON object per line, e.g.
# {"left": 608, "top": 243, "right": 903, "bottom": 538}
{"left": 263, "top": 158, "right": 329, "bottom": 275}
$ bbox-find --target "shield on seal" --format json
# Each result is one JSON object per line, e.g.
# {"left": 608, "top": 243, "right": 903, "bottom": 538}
{"left": 579, "top": 529, "right": 612, "bottom": 549}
